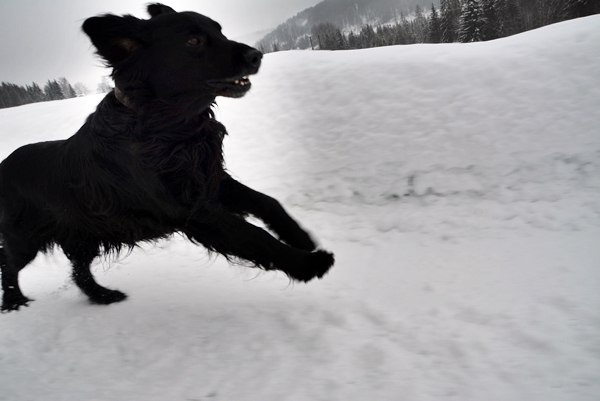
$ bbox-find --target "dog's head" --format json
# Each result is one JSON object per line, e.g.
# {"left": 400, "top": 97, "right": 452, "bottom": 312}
{"left": 82, "top": 3, "right": 262, "bottom": 105}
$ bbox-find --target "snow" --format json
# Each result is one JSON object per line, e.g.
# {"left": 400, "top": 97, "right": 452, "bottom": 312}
{"left": 1, "top": 15, "right": 600, "bottom": 401}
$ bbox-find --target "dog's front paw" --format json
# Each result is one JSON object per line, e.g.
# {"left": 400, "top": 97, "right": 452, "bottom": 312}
{"left": 287, "top": 250, "right": 334, "bottom": 282}
{"left": 88, "top": 289, "right": 128, "bottom": 305}
{"left": 281, "top": 229, "right": 317, "bottom": 252}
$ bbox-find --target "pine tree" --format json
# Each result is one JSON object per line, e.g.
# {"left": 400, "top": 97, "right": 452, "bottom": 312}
{"left": 347, "top": 31, "right": 358, "bottom": 49}
{"left": 312, "top": 22, "right": 341, "bottom": 50}
{"left": 26, "top": 82, "right": 45, "bottom": 103}
{"left": 440, "top": 0, "right": 462, "bottom": 43}
{"left": 73, "top": 82, "right": 91, "bottom": 97}
{"left": 96, "top": 76, "right": 113, "bottom": 94}
{"left": 428, "top": 3, "right": 443, "bottom": 43}
{"left": 359, "top": 24, "right": 377, "bottom": 48}
{"left": 44, "top": 80, "right": 65, "bottom": 101}
{"left": 402, "top": 15, "right": 417, "bottom": 44}
{"left": 498, "top": 0, "right": 521, "bottom": 37}
{"left": 96, "top": 76, "right": 113, "bottom": 93}
{"left": 517, "top": 0, "right": 536, "bottom": 30}
{"left": 1, "top": 82, "right": 18, "bottom": 108}
{"left": 481, "top": 0, "right": 500, "bottom": 40}
{"left": 459, "top": 0, "right": 486, "bottom": 42}
{"left": 394, "top": 17, "right": 410, "bottom": 45}
{"left": 57, "top": 77, "right": 76, "bottom": 99}
{"left": 332, "top": 28, "right": 348, "bottom": 50}
{"left": 413, "top": 5, "right": 429, "bottom": 43}
{"left": 0, "top": 89, "right": 6, "bottom": 108}
{"left": 563, "top": 0, "right": 600, "bottom": 19}
{"left": 537, "top": 0, "right": 568, "bottom": 28}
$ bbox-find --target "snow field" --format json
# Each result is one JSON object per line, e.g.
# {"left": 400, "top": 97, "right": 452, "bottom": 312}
{"left": 1, "top": 15, "right": 599, "bottom": 401}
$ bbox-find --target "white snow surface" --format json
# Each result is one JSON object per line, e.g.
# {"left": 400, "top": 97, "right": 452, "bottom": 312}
{"left": 1, "top": 15, "right": 599, "bottom": 401}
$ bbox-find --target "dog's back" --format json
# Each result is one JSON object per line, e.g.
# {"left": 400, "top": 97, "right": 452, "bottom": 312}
{"left": 0, "top": 140, "right": 68, "bottom": 243}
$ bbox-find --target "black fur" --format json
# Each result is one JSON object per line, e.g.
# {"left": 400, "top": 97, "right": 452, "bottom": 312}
{"left": 0, "top": 4, "right": 334, "bottom": 312}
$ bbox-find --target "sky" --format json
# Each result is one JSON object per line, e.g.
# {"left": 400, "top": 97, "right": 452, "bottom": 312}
{"left": 0, "top": 0, "right": 322, "bottom": 91}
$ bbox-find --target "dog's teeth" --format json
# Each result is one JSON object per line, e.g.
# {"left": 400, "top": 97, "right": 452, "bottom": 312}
{"left": 229, "top": 77, "right": 250, "bottom": 87}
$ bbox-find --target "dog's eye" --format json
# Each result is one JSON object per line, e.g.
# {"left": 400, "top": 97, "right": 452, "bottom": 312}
{"left": 187, "top": 37, "right": 204, "bottom": 47}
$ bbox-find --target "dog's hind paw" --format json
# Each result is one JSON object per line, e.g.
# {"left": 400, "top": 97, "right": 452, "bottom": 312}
{"left": 1, "top": 295, "right": 33, "bottom": 313}
{"left": 287, "top": 250, "right": 334, "bottom": 283}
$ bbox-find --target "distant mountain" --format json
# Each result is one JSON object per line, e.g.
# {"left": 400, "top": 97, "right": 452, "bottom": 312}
{"left": 234, "top": 29, "right": 274, "bottom": 47}
{"left": 256, "top": 0, "right": 439, "bottom": 51}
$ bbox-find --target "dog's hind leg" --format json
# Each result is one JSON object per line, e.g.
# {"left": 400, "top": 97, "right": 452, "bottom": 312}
{"left": 218, "top": 178, "right": 317, "bottom": 251}
{"left": 1, "top": 239, "right": 39, "bottom": 312}
{"left": 62, "top": 243, "right": 127, "bottom": 305}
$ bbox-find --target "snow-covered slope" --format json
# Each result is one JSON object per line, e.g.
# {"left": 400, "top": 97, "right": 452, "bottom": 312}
{"left": 1, "top": 16, "right": 599, "bottom": 401}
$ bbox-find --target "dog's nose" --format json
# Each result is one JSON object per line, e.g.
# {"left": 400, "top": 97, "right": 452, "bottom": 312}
{"left": 244, "top": 48, "right": 263, "bottom": 70}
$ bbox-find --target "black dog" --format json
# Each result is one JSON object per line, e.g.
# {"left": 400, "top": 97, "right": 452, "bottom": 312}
{"left": 0, "top": 4, "right": 334, "bottom": 312}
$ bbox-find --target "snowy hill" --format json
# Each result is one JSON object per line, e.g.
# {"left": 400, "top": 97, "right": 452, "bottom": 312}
{"left": 1, "top": 15, "right": 599, "bottom": 401}
{"left": 256, "top": 0, "right": 437, "bottom": 50}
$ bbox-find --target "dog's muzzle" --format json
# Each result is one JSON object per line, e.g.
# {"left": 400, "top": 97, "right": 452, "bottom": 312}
{"left": 207, "top": 48, "right": 262, "bottom": 98}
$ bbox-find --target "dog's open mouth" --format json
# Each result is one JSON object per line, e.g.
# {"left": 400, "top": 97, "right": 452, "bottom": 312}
{"left": 206, "top": 76, "right": 252, "bottom": 98}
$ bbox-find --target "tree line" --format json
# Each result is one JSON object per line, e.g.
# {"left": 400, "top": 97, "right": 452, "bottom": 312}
{"left": 0, "top": 77, "right": 95, "bottom": 110}
{"left": 288, "top": 0, "right": 599, "bottom": 51}
{"left": 256, "top": 0, "right": 439, "bottom": 52}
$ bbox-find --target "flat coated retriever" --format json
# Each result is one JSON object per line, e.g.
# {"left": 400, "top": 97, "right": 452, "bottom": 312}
{"left": 0, "top": 3, "right": 334, "bottom": 312}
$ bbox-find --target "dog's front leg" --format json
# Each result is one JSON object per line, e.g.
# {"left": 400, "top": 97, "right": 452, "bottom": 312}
{"left": 218, "top": 177, "right": 316, "bottom": 251}
{"left": 184, "top": 207, "right": 333, "bottom": 282}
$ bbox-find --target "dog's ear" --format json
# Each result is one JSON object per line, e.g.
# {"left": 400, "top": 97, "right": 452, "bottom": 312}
{"left": 147, "top": 3, "right": 176, "bottom": 17}
{"left": 82, "top": 15, "right": 143, "bottom": 65}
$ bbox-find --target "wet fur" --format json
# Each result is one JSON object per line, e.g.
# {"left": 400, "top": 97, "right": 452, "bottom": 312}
{"left": 0, "top": 3, "right": 333, "bottom": 312}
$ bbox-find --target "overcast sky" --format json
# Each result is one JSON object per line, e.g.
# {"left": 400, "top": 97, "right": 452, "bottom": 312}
{"left": 0, "top": 0, "right": 321, "bottom": 91}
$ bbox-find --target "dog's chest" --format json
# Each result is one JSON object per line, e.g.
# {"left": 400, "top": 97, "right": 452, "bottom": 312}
{"left": 136, "top": 129, "right": 225, "bottom": 203}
